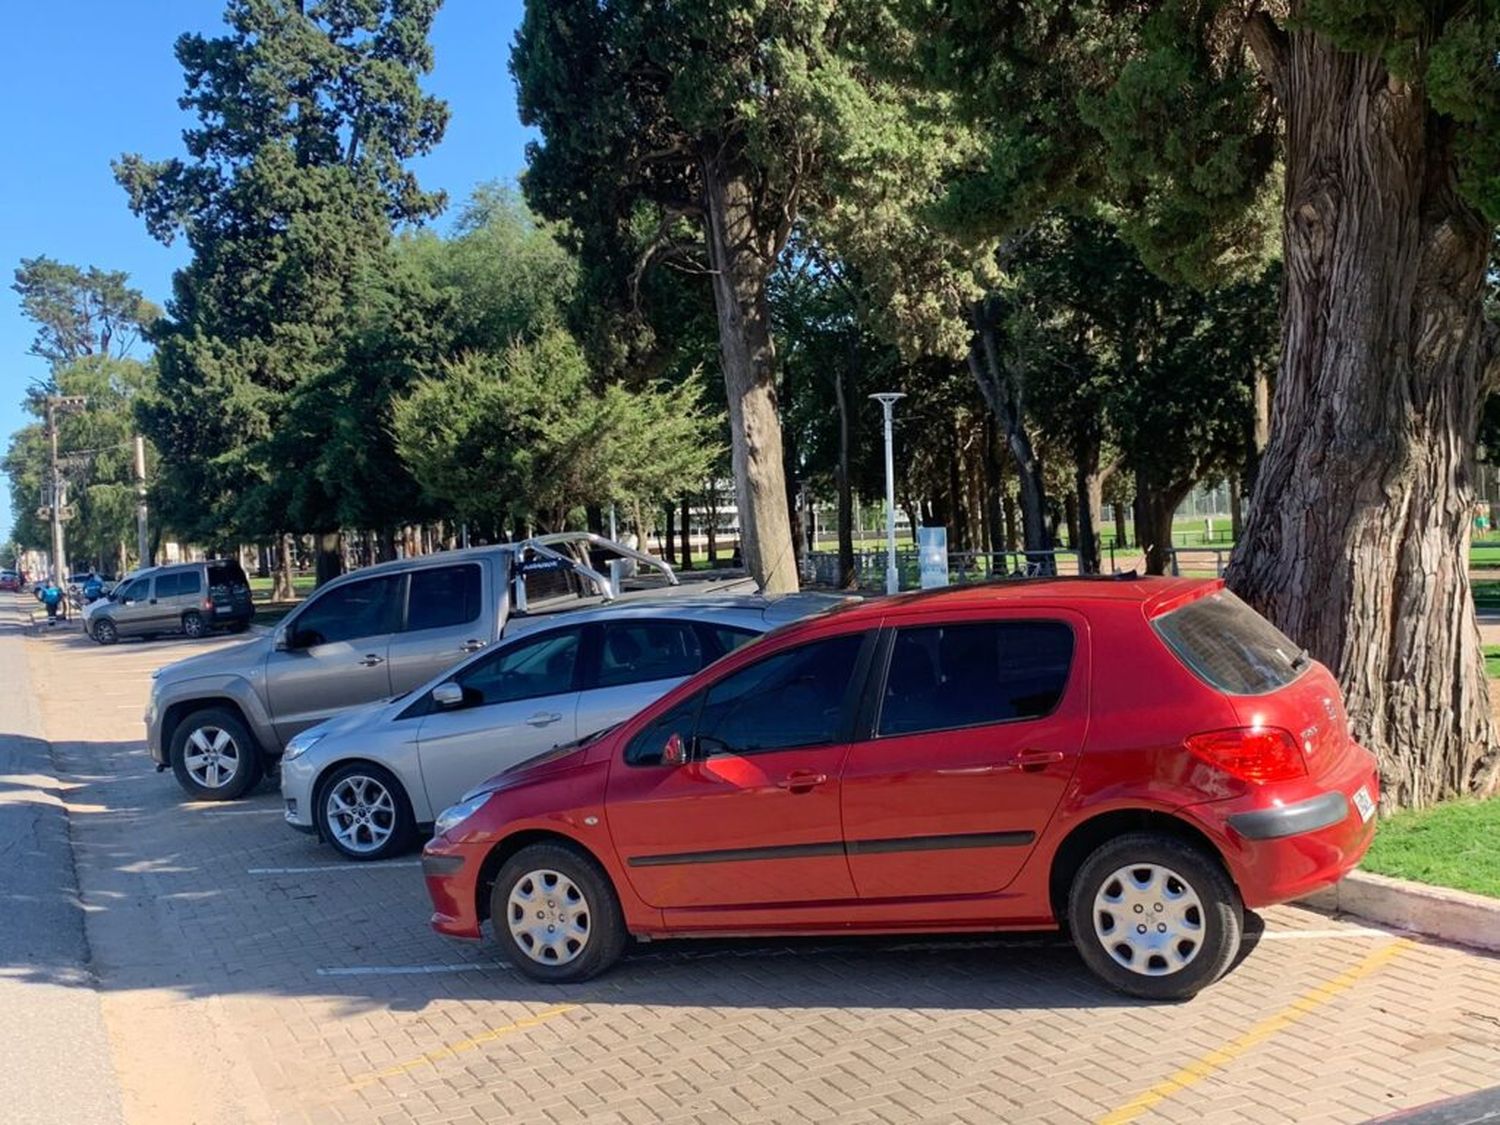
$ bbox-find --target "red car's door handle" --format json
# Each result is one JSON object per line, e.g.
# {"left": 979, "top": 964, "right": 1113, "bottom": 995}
{"left": 776, "top": 771, "right": 829, "bottom": 792}
{"left": 1012, "top": 749, "right": 1065, "bottom": 771}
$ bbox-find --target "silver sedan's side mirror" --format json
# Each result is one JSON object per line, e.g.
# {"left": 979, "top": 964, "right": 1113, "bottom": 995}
{"left": 432, "top": 682, "right": 464, "bottom": 709}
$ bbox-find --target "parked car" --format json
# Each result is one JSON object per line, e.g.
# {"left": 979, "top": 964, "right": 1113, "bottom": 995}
{"left": 281, "top": 594, "right": 850, "bottom": 860}
{"left": 84, "top": 560, "right": 253, "bottom": 645}
{"left": 422, "top": 577, "right": 1380, "bottom": 1001}
{"left": 0, "top": 569, "right": 20, "bottom": 592}
{"left": 147, "top": 534, "right": 703, "bottom": 801}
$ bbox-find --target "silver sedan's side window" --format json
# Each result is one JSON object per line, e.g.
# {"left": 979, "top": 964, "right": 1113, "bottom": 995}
{"left": 454, "top": 628, "right": 582, "bottom": 706}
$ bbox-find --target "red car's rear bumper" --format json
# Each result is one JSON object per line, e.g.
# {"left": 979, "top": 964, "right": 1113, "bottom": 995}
{"left": 1183, "top": 744, "right": 1380, "bottom": 909}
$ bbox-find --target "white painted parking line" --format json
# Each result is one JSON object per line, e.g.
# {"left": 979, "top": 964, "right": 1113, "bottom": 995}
{"left": 318, "top": 963, "right": 499, "bottom": 977}
{"left": 1256, "top": 927, "right": 1395, "bottom": 941}
{"left": 249, "top": 861, "right": 421, "bottom": 875}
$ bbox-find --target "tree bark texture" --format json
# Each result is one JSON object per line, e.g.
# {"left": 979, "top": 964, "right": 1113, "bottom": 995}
{"left": 1231, "top": 22, "right": 1499, "bottom": 806}
{"left": 968, "top": 316, "right": 1051, "bottom": 562}
{"left": 272, "top": 534, "right": 295, "bottom": 602}
{"left": 315, "top": 532, "right": 344, "bottom": 587}
{"left": 701, "top": 157, "right": 799, "bottom": 594}
{"left": 680, "top": 496, "right": 693, "bottom": 570}
{"left": 1133, "top": 488, "right": 1184, "bottom": 577}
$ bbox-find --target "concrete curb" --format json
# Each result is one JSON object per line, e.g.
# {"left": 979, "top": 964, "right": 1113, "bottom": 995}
{"left": 1298, "top": 870, "right": 1500, "bottom": 954}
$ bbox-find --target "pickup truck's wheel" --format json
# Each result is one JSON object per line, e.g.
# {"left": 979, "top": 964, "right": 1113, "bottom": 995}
{"left": 1067, "top": 832, "right": 1242, "bottom": 1001}
{"left": 316, "top": 763, "right": 414, "bottom": 861}
{"left": 91, "top": 618, "right": 119, "bottom": 645}
{"left": 491, "top": 842, "right": 627, "bottom": 983}
{"left": 169, "top": 708, "right": 263, "bottom": 801}
{"left": 181, "top": 611, "right": 208, "bottom": 639}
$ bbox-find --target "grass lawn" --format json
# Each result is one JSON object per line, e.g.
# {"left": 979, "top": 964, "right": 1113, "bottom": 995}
{"left": 1486, "top": 645, "right": 1500, "bottom": 678}
{"left": 248, "top": 575, "right": 317, "bottom": 599}
{"left": 1362, "top": 799, "right": 1500, "bottom": 898}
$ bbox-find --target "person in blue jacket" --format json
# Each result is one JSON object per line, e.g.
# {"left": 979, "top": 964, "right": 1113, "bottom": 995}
{"left": 39, "top": 576, "right": 64, "bottom": 623}
{"left": 83, "top": 570, "right": 105, "bottom": 603}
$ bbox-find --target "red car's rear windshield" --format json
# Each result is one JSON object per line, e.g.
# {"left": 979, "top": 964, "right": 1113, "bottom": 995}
{"left": 1152, "top": 588, "right": 1305, "bottom": 695}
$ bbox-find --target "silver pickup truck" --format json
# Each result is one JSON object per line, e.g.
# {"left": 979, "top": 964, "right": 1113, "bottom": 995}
{"left": 146, "top": 534, "right": 695, "bottom": 800}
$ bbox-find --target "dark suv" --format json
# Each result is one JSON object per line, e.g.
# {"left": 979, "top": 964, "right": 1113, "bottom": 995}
{"left": 84, "top": 559, "right": 254, "bottom": 644}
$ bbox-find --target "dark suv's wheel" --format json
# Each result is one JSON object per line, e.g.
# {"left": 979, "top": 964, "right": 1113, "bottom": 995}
{"left": 169, "top": 708, "right": 263, "bottom": 801}
{"left": 316, "top": 762, "right": 415, "bottom": 861}
{"left": 181, "top": 611, "right": 208, "bottom": 639}
{"left": 490, "top": 842, "right": 628, "bottom": 983}
{"left": 1067, "top": 832, "right": 1242, "bottom": 1001}
{"left": 92, "top": 617, "right": 119, "bottom": 645}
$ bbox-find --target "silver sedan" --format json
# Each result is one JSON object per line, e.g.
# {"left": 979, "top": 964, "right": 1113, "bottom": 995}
{"left": 279, "top": 593, "right": 852, "bottom": 859}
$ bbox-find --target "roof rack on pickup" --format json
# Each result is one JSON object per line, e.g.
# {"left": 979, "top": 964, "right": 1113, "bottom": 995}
{"left": 509, "top": 531, "right": 680, "bottom": 612}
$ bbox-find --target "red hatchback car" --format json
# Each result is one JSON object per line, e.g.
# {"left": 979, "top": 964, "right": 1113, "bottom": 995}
{"left": 423, "top": 578, "right": 1378, "bottom": 999}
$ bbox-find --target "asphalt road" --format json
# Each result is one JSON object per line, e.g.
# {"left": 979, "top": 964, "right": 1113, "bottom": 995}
{"left": 0, "top": 602, "right": 122, "bottom": 1125}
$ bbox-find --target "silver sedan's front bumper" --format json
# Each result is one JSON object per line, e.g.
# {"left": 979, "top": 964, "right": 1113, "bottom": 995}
{"left": 279, "top": 750, "right": 320, "bottom": 834}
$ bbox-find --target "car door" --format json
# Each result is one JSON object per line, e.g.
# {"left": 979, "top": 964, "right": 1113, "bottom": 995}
{"left": 605, "top": 630, "right": 873, "bottom": 911}
{"left": 386, "top": 562, "right": 491, "bottom": 693}
{"left": 414, "top": 626, "right": 584, "bottom": 816}
{"left": 264, "top": 573, "right": 403, "bottom": 743}
{"left": 571, "top": 618, "right": 720, "bottom": 738}
{"left": 839, "top": 612, "right": 1087, "bottom": 899}
{"left": 174, "top": 568, "right": 206, "bottom": 629}
{"left": 109, "top": 576, "right": 156, "bottom": 636}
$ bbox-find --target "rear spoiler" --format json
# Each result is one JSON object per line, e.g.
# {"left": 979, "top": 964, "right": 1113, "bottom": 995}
{"left": 1145, "top": 578, "right": 1226, "bottom": 619}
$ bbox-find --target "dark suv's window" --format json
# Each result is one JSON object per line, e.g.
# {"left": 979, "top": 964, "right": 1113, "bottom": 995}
{"left": 596, "top": 620, "right": 704, "bottom": 688}
{"left": 206, "top": 562, "right": 249, "bottom": 591}
{"left": 407, "top": 564, "right": 482, "bottom": 632}
{"left": 878, "top": 621, "right": 1074, "bottom": 737}
{"left": 177, "top": 570, "right": 203, "bottom": 597}
{"left": 290, "top": 574, "right": 404, "bottom": 648}
{"left": 1153, "top": 588, "right": 1303, "bottom": 695}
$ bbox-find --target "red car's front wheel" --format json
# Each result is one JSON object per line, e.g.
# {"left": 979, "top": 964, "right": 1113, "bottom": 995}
{"left": 491, "top": 842, "right": 628, "bottom": 983}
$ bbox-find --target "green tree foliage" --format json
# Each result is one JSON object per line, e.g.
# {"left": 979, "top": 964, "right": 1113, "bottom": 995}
{"left": 892, "top": 1, "right": 1500, "bottom": 803}
{"left": 3, "top": 357, "right": 157, "bottom": 570}
{"left": 116, "top": 0, "right": 448, "bottom": 545}
{"left": 393, "top": 329, "right": 721, "bottom": 535}
{"left": 513, "top": 0, "right": 902, "bottom": 592}
{"left": 11, "top": 257, "right": 158, "bottom": 372}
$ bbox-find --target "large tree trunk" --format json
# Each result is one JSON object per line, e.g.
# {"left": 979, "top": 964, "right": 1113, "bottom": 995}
{"left": 1234, "top": 19, "right": 1500, "bottom": 807}
{"left": 314, "top": 531, "right": 344, "bottom": 587}
{"left": 680, "top": 496, "right": 693, "bottom": 571}
{"left": 272, "top": 534, "right": 295, "bottom": 602}
{"left": 1133, "top": 484, "right": 1188, "bottom": 577}
{"left": 1075, "top": 448, "right": 1107, "bottom": 576}
{"left": 701, "top": 157, "right": 799, "bottom": 594}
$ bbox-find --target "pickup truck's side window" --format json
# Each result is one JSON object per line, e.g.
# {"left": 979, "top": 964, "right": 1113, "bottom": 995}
{"left": 406, "top": 564, "right": 482, "bottom": 632}
{"left": 291, "top": 574, "right": 404, "bottom": 648}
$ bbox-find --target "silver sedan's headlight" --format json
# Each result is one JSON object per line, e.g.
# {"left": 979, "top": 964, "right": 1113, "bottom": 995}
{"left": 433, "top": 795, "right": 488, "bottom": 837}
{"left": 282, "top": 731, "right": 324, "bottom": 762}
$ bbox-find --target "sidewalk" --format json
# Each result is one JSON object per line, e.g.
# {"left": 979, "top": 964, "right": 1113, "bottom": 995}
{"left": 0, "top": 600, "right": 123, "bottom": 1124}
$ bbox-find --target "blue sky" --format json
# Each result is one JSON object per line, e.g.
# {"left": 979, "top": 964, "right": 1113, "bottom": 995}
{"left": 0, "top": 1, "right": 531, "bottom": 541}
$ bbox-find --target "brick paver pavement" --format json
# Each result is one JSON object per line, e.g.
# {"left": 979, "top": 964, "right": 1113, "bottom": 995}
{"left": 18, "top": 601, "right": 1500, "bottom": 1124}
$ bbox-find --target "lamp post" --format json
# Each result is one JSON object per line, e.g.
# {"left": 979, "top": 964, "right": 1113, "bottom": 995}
{"left": 869, "top": 392, "right": 906, "bottom": 595}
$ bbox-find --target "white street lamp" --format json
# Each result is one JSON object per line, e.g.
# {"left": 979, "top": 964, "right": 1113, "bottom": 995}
{"left": 870, "top": 392, "right": 906, "bottom": 595}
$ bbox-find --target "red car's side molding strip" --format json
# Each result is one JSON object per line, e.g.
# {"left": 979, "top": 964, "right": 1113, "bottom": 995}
{"left": 625, "top": 830, "right": 1036, "bottom": 868}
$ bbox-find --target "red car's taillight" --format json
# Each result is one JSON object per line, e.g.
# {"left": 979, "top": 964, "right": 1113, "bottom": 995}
{"left": 1184, "top": 726, "right": 1307, "bottom": 783}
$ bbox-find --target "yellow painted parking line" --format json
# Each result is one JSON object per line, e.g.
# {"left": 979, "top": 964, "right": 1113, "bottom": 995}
{"left": 346, "top": 1004, "right": 577, "bottom": 1090}
{"left": 1097, "top": 938, "right": 1413, "bottom": 1125}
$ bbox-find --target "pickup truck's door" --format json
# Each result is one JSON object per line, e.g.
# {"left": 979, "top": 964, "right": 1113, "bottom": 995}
{"left": 265, "top": 573, "right": 402, "bottom": 743}
{"left": 386, "top": 562, "right": 491, "bottom": 693}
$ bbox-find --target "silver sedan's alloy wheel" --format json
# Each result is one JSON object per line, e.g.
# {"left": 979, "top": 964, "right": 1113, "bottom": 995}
{"left": 183, "top": 726, "right": 241, "bottom": 790}
{"left": 507, "top": 869, "right": 591, "bottom": 966}
{"left": 1092, "top": 862, "right": 1205, "bottom": 977}
{"left": 325, "top": 774, "right": 397, "bottom": 855}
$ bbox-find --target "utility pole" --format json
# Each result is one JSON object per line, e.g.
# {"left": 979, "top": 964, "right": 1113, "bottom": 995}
{"left": 870, "top": 393, "right": 906, "bottom": 595}
{"left": 134, "top": 435, "right": 149, "bottom": 567}
{"left": 43, "top": 395, "right": 87, "bottom": 581}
